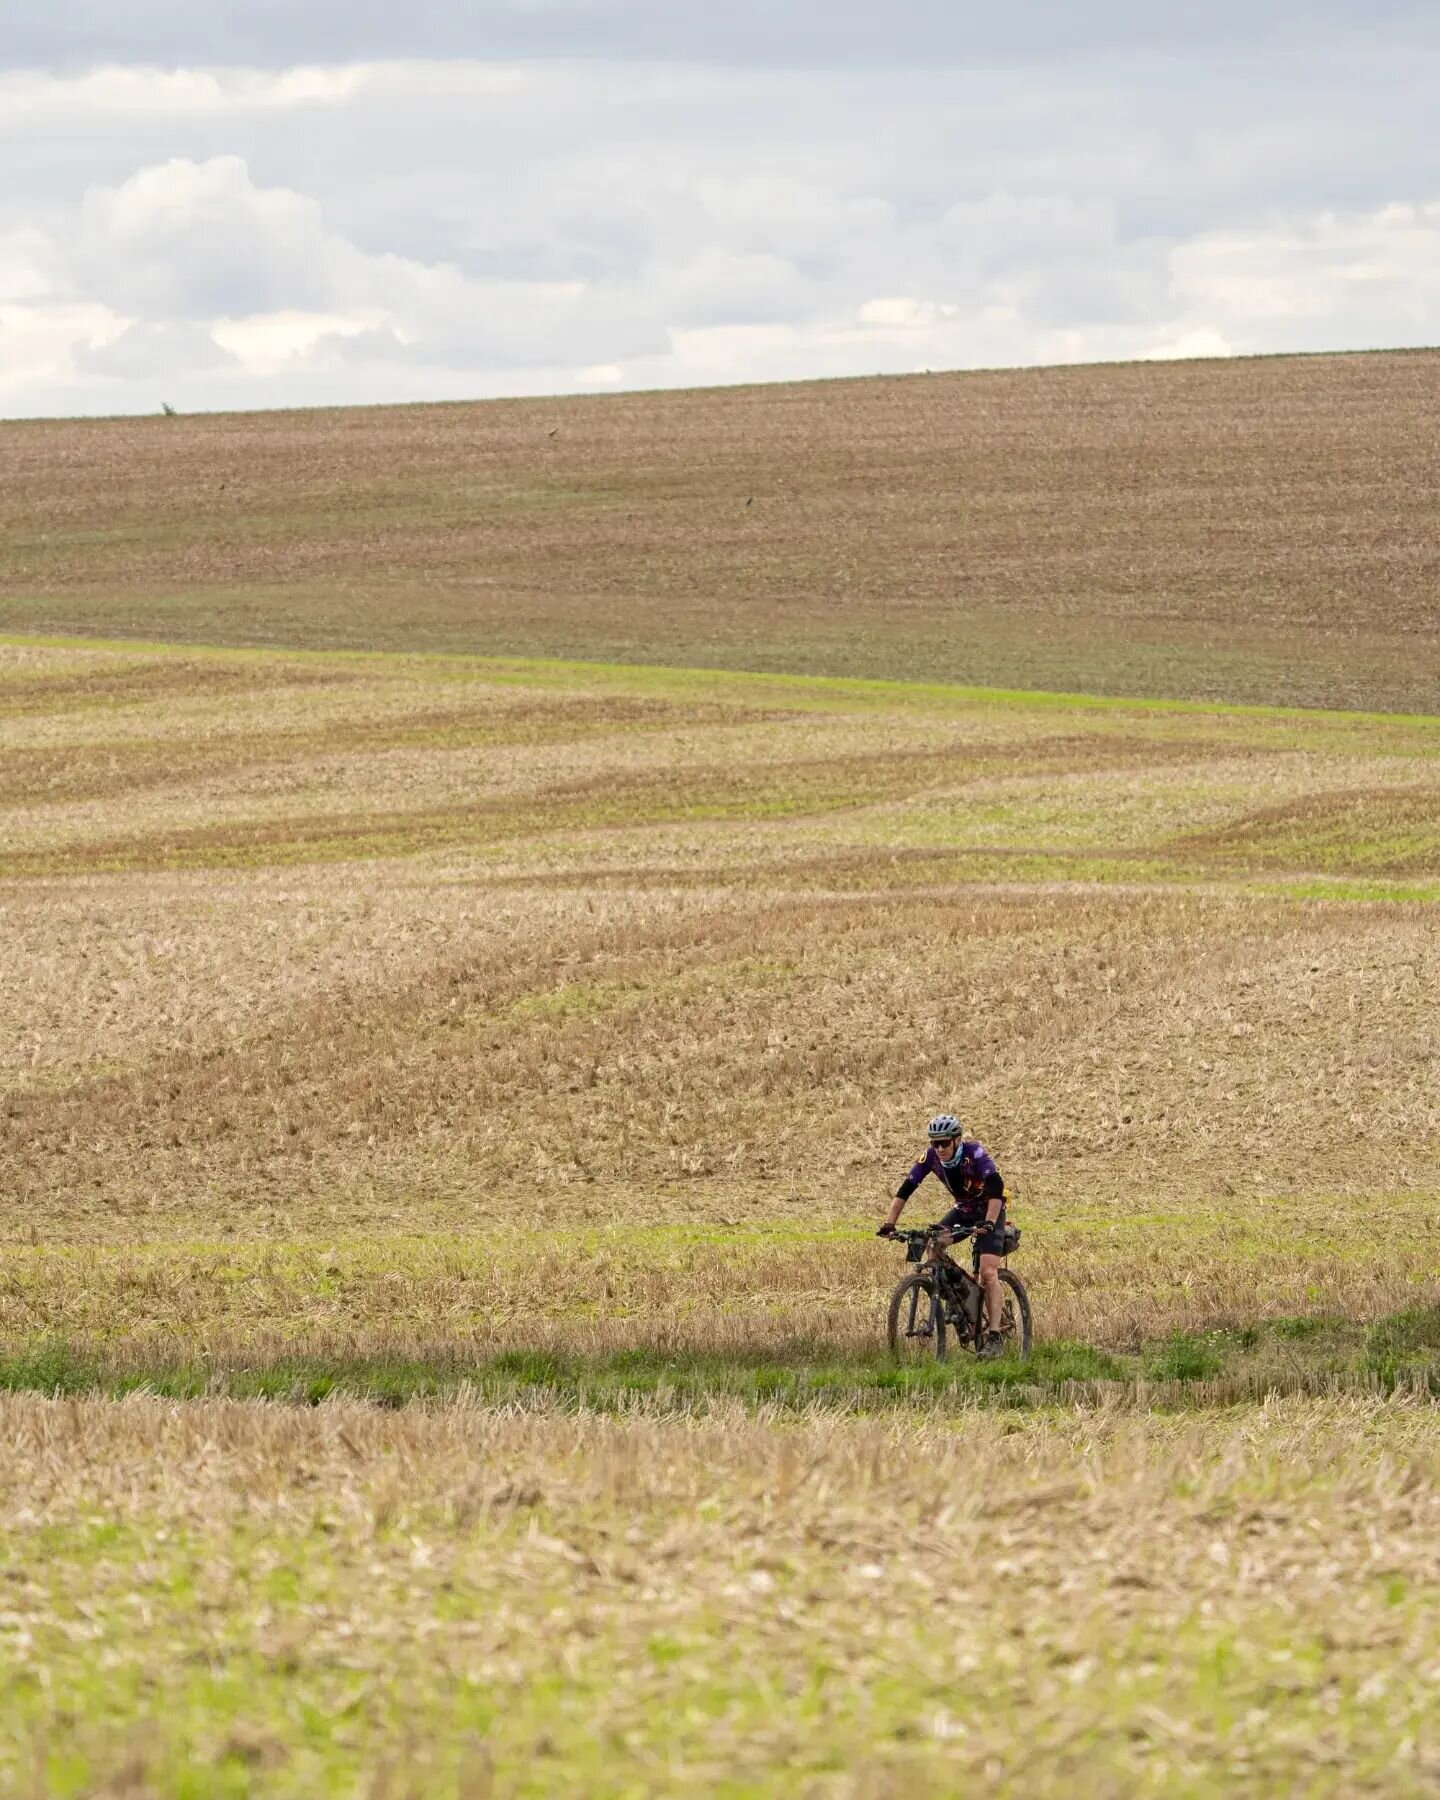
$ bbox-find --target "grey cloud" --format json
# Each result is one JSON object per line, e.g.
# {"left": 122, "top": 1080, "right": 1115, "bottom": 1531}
{"left": 643, "top": 250, "right": 812, "bottom": 329}
{"left": 373, "top": 279, "right": 673, "bottom": 369}
{"left": 76, "top": 318, "right": 238, "bottom": 376}
{"left": 5, "top": 0, "right": 1439, "bottom": 72}
{"left": 8, "top": 53, "right": 1438, "bottom": 280}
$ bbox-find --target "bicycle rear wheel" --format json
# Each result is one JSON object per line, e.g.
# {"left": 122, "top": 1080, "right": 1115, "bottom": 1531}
{"left": 994, "top": 1269, "right": 1033, "bottom": 1360}
{"left": 887, "top": 1273, "right": 947, "bottom": 1363}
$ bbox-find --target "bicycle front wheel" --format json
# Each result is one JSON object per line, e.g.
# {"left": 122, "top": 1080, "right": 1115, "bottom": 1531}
{"left": 887, "top": 1273, "right": 947, "bottom": 1363}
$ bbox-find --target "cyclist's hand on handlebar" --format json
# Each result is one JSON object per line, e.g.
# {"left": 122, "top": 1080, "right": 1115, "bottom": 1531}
{"left": 876, "top": 1222, "right": 898, "bottom": 1238}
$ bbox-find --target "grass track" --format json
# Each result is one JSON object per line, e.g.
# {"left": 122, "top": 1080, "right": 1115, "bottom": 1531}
{"left": 7, "top": 1302, "right": 1440, "bottom": 1413}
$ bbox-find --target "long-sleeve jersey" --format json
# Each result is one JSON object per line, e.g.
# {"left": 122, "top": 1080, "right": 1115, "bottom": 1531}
{"left": 895, "top": 1140, "right": 1005, "bottom": 1218}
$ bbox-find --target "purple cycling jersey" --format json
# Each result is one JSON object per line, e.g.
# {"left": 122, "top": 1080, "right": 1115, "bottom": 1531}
{"left": 896, "top": 1140, "right": 1003, "bottom": 1216}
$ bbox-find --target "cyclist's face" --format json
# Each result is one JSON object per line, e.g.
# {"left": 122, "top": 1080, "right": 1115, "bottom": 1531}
{"left": 932, "top": 1136, "right": 957, "bottom": 1155}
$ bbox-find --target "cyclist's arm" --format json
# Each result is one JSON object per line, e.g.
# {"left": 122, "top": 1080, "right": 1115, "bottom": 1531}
{"left": 882, "top": 1158, "right": 930, "bottom": 1230}
{"left": 980, "top": 1171, "right": 1005, "bottom": 1226}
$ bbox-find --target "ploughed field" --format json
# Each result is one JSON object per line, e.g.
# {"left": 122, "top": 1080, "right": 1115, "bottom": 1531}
{"left": 2, "top": 625, "right": 1439, "bottom": 1793}
{"left": 4, "top": 349, "right": 1440, "bottom": 715}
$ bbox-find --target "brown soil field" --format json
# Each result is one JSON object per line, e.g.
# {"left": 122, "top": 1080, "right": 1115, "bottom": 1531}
{"left": 3, "top": 350, "right": 1439, "bottom": 713}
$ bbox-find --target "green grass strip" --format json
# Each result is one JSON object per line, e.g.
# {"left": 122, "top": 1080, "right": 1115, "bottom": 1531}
{"left": 2, "top": 631, "right": 1436, "bottom": 729}
{"left": 5, "top": 1310, "right": 1440, "bottom": 1413}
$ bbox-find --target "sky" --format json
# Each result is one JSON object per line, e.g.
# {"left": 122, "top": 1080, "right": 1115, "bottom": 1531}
{"left": 3, "top": 1, "right": 1439, "bottom": 417}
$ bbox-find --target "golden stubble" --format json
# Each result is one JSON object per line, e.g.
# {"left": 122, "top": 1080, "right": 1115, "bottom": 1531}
{"left": 4, "top": 1391, "right": 1440, "bottom": 1792}
{"left": 1, "top": 642, "right": 1436, "bottom": 1280}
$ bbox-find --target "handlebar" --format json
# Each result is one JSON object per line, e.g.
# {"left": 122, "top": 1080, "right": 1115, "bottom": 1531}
{"left": 886, "top": 1223, "right": 979, "bottom": 1243}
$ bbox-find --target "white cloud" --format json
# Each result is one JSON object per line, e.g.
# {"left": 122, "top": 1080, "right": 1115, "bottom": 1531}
{"left": 77, "top": 156, "right": 338, "bottom": 319}
{"left": 0, "top": 227, "right": 57, "bottom": 302}
{"left": 0, "top": 147, "right": 675, "bottom": 410}
{"left": 858, "top": 298, "right": 962, "bottom": 330}
{"left": 0, "top": 299, "right": 128, "bottom": 404}
{"left": 1171, "top": 203, "right": 1440, "bottom": 334}
{"left": 0, "top": 64, "right": 367, "bottom": 124}
{"left": 211, "top": 310, "right": 383, "bottom": 373}
{"left": 1141, "top": 327, "right": 1234, "bottom": 360}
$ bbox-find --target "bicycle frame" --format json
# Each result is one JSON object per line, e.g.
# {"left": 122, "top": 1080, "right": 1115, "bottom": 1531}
{"left": 898, "top": 1227, "right": 986, "bottom": 1339}
{"left": 933, "top": 1255, "right": 984, "bottom": 1337}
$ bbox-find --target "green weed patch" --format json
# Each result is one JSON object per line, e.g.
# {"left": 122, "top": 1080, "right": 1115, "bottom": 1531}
{"left": 5, "top": 1308, "right": 1439, "bottom": 1413}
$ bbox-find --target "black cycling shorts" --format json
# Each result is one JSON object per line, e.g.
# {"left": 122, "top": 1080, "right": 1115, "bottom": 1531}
{"left": 940, "top": 1203, "right": 1007, "bottom": 1261}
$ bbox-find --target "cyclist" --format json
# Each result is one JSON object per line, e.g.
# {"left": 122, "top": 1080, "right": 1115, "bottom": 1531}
{"left": 877, "top": 1112, "right": 1010, "bottom": 1358}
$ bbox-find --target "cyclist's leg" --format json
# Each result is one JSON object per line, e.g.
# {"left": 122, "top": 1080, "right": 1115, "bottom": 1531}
{"left": 977, "top": 1252, "right": 1003, "bottom": 1330}
{"left": 973, "top": 1209, "right": 1007, "bottom": 1333}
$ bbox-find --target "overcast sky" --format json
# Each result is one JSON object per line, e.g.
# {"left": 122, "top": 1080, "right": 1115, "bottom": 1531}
{"left": 3, "top": 1, "right": 1439, "bottom": 417}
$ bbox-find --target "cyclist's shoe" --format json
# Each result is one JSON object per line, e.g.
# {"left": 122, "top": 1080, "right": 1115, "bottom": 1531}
{"left": 977, "top": 1332, "right": 1004, "bottom": 1360}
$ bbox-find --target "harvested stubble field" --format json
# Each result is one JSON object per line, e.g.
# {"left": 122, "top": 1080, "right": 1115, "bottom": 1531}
{"left": 1, "top": 359, "right": 1439, "bottom": 1794}
{"left": 6, "top": 1390, "right": 1440, "bottom": 1797}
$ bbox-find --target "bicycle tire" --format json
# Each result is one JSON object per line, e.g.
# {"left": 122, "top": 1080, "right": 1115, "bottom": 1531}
{"left": 887, "top": 1272, "right": 947, "bottom": 1363}
{"left": 996, "top": 1268, "right": 1033, "bottom": 1360}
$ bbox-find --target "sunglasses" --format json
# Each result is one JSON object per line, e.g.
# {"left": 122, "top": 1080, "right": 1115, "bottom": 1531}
{"left": 931, "top": 1137, "right": 957, "bottom": 1151}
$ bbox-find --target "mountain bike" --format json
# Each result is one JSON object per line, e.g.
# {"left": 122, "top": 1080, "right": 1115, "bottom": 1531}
{"left": 884, "top": 1223, "right": 1032, "bottom": 1363}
